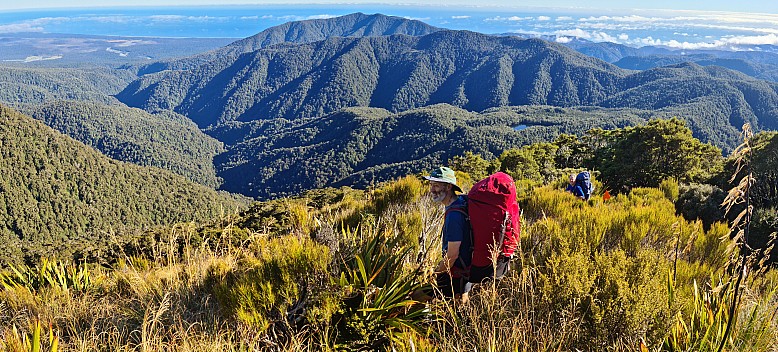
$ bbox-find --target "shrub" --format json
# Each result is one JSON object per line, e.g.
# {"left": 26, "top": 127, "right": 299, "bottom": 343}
{"left": 207, "top": 236, "right": 333, "bottom": 331}
{"left": 661, "top": 177, "right": 680, "bottom": 202}
{"left": 370, "top": 175, "right": 424, "bottom": 215}
{"left": 535, "top": 249, "right": 672, "bottom": 348}
{"left": 332, "top": 225, "right": 427, "bottom": 350}
{"left": 675, "top": 183, "right": 726, "bottom": 230}
{"left": 0, "top": 258, "right": 103, "bottom": 295}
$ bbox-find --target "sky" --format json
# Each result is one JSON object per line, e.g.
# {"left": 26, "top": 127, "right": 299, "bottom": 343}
{"left": 1, "top": 0, "right": 777, "bottom": 13}
{"left": 1, "top": 1, "right": 778, "bottom": 50}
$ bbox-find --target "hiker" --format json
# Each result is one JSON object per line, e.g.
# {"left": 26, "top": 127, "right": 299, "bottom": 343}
{"left": 566, "top": 172, "right": 592, "bottom": 200}
{"left": 566, "top": 174, "right": 586, "bottom": 200}
{"left": 420, "top": 166, "right": 473, "bottom": 299}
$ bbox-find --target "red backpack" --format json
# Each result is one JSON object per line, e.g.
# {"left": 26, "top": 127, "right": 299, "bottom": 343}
{"left": 467, "top": 172, "right": 521, "bottom": 267}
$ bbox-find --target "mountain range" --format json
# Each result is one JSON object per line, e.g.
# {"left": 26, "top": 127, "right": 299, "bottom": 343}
{"left": 118, "top": 27, "right": 778, "bottom": 153}
{"left": 213, "top": 104, "right": 657, "bottom": 198}
{"left": 134, "top": 12, "right": 440, "bottom": 76}
{"left": 4, "top": 12, "right": 778, "bottom": 201}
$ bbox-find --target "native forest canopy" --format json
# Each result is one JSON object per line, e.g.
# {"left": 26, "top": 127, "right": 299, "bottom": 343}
{"left": 1, "top": 12, "right": 777, "bottom": 351}
{"left": 0, "top": 105, "right": 245, "bottom": 267}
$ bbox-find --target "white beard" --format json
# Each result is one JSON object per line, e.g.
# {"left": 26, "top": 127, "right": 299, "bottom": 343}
{"left": 431, "top": 191, "right": 447, "bottom": 203}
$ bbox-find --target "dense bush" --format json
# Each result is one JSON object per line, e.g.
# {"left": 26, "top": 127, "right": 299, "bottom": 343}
{"left": 675, "top": 183, "right": 726, "bottom": 230}
{"left": 594, "top": 118, "right": 722, "bottom": 193}
{"left": 207, "top": 236, "right": 334, "bottom": 331}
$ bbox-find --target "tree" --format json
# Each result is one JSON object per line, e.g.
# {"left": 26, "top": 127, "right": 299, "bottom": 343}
{"left": 499, "top": 143, "right": 558, "bottom": 182}
{"left": 448, "top": 151, "right": 490, "bottom": 181}
{"left": 595, "top": 118, "right": 722, "bottom": 192}
{"left": 553, "top": 133, "right": 589, "bottom": 169}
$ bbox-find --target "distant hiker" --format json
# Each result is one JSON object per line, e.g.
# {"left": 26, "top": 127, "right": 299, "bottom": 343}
{"left": 566, "top": 171, "right": 593, "bottom": 200}
{"left": 420, "top": 166, "right": 473, "bottom": 300}
{"left": 566, "top": 174, "right": 585, "bottom": 200}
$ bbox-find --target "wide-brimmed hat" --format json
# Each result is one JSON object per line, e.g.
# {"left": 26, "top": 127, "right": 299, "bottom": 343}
{"left": 423, "top": 166, "right": 462, "bottom": 193}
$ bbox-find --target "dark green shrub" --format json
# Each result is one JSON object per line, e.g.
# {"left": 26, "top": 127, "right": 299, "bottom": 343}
{"left": 332, "top": 226, "right": 427, "bottom": 350}
{"left": 676, "top": 183, "right": 726, "bottom": 230}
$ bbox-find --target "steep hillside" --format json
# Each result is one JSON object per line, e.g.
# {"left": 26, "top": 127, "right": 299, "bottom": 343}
{"left": 25, "top": 101, "right": 225, "bottom": 187}
{"left": 0, "top": 104, "right": 246, "bottom": 266}
{"left": 135, "top": 12, "right": 440, "bottom": 75}
{"left": 214, "top": 104, "right": 653, "bottom": 198}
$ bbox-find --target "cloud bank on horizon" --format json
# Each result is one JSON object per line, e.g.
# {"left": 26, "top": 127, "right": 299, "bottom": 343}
{"left": 1, "top": 4, "right": 778, "bottom": 50}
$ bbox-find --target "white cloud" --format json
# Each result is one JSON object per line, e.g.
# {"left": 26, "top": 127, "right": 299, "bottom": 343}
{"left": 556, "top": 16, "right": 573, "bottom": 21}
{"left": 106, "top": 39, "right": 158, "bottom": 47}
{"left": 0, "top": 23, "right": 44, "bottom": 33}
{"left": 618, "top": 33, "right": 629, "bottom": 40}
{"left": 555, "top": 28, "right": 589, "bottom": 38}
{"left": 403, "top": 16, "right": 430, "bottom": 21}
{"left": 537, "top": 16, "right": 551, "bottom": 21}
{"left": 721, "top": 33, "right": 778, "bottom": 45}
{"left": 306, "top": 14, "right": 337, "bottom": 20}
{"left": 149, "top": 15, "right": 185, "bottom": 21}
{"left": 555, "top": 36, "right": 572, "bottom": 43}
{"left": 624, "top": 33, "right": 778, "bottom": 50}
{"left": 484, "top": 16, "right": 531, "bottom": 22}
{"left": 276, "top": 14, "right": 337, "bottom": 21}
{"left": 451, "top": 15, "right": 470, "bottom": 19}
{"left": 147, "top": 15, "right": 228, "bottom": 22}
{"left": 240, "top": 16, "right": 259, "bottom": 20}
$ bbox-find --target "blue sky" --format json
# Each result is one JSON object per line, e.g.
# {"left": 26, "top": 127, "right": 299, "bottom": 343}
{"left": 2, "top": 0, "right": 777, "bottom": 13}
{"left": 1, "top": 2, "right": 777, "bottom": 50}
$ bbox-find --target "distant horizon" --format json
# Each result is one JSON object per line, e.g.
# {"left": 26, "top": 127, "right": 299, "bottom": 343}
{"left": 2, "top": 1, "right": 777, "bottom": 14}
{"left": 2, "top": 5, "right": 778, "bottom": 50}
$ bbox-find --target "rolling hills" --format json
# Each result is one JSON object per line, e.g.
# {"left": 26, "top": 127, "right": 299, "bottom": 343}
{"left": 0, "top": 65, "right": 135, "bottom": 106}
{"left": 213, "top": 104, "right": 655, "bottom": 198}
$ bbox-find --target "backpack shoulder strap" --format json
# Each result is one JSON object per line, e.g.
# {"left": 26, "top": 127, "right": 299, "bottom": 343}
{"left": 444, "top": 195, "right": 472, "bottom": 251}
{"left": 444, "top": 195, "right": 469, "bottom": 218}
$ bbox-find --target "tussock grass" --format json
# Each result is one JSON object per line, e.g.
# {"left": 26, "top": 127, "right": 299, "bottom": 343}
{"left": 1, "top": 177, "right": 777, "bottom": 351}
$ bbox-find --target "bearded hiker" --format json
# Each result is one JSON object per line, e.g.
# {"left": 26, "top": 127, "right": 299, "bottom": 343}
{"left": 418, "top": 166, "right": 473, "bottom": 300}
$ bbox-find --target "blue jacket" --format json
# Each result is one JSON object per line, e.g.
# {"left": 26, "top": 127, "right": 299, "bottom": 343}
{"left": 566, "top": 184, "right": 585, "bottom": 199}
{"left": 443, "top": 195, "right": 472, "bottom": 270}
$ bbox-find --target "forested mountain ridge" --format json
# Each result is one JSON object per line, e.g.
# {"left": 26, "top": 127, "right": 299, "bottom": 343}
{"left": 118, "top": 31, "right": 622, "bottom": 127}
{"left": 562, "top": 39, "right": 778, "bottom": 82}
{"left": 135, "top": 12, "right": 440, "bottom": 75}
{"left": 118, "top": 29, "right": 778, "bottom": 151}
{"left": 0, "top": 104, "right": 246, "bottom": 266}
{"left": 214, "top": 104, "right": 656, "bottom": 198}
{"left": 25, "top": 101, "right": 225, "bottom": 187}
